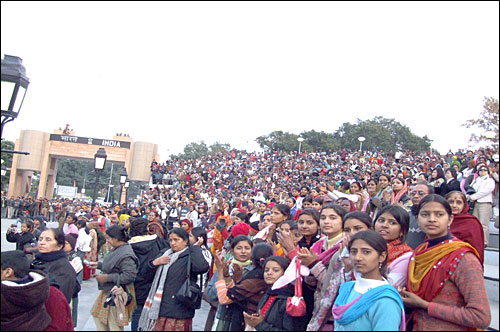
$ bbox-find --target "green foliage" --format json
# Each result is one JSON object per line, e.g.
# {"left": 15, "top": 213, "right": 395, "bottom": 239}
{"left": 172, "top": 141, "right": 233, "bottom": 160}
{"left": 333, "top": 117, "right": 432, "bottom": 153}
{"left": 253, "top": 117, "right": 431, "bottom": 153}
{"left": 55, "top": 159, "right": 123, "bottom": 201}
{"left": 462, "top": 97, "right": 499, "bottom": 150}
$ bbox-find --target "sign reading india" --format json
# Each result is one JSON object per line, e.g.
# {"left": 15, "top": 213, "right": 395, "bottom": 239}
{"left": 49, "top": 134, "right": 131, "bottom": 149}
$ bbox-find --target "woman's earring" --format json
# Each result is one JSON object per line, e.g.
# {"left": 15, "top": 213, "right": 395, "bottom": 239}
{"left": 379, "top": 262, "right": 383, "bottom": 270}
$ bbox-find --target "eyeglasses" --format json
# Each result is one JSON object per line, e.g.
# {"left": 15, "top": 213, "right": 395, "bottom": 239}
{"left": 479, "top": 168, "right": 488, "bottom": 172}
{"left": 409, "top": 191, "right": 427, "bottom": 196}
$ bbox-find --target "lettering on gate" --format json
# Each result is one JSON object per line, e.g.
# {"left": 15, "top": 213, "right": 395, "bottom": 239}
{"left": 49, "top": 134, "right": 130, "bottom": 149}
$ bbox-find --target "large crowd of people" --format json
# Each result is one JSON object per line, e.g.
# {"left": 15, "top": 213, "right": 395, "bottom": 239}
{"left": 1, "top": 146, "right": 499, "bottom": 331}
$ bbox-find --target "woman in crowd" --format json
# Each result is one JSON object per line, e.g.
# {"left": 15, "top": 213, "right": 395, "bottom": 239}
{"left": 64, "top": 234, "right": 82, "bottom": 328}
{"left": 86, "top": 217, "right": 100, "bottom": 278}
{"left": 399, "top": 194, "right": 491, "bottom": 330}
{"left": 467, "top": 164, "right": 496, "bottom": 247}
{"left": 64, "top": 213, "right": 79, "bottom": 238}
{"left": 128, "top": 218, "right": 169, "bottom": 331}
{"left": 286, "top": 197, "right": 299, "bottom": 220}
{"left": 180, "top": 218, "right": 194, "bottom": 234}
{"left": 373, "top": 205, "right": 413, "bottom": 286}
{"left": 336, "top": 198, "right": 356, "bottom": 213}
{"left": 75, "top": 220, "right": 92, "bottom": 282}
{"left": 242, "top": 256, "right": 303, "bottom": 331}
{"left": 139, "top": 228, "right": 209, "bottom": 331}
{"left": 445, "top": 191, "right": 484, "bottom": 265}
{"left": 212, "top": 242, "right": 274, "bottom": 331}
{"left": 206, "top": 235, "right": 255, "bottom": 331}
{"left": 90, "top": 225, "right": 139, "bottom": 331}
{"left": 297, "top": 204, "right": 348, "bottom": 331}
{"left": 312, "top": 197, "right": 324, "bottom": 212}
{"left": 386, "top": 177, "right": 411, "bottom": 211}
{"left": 333, "top": 230, "right": 404, "bottom": 331}
{"left": 31, "top": 228, "right": 77, "bottom": 304}
{"left": 429, "top": 167, "right": 447, "bottom": 196}
{"left": 189, "top": 226, "right": 212, "bottom": 291}
{"left": 6, "top": 218, "right": 36, "bottom": 252}
{"left": 371, "top": 174, "right": 392, "bottom": 215}
{"left": 147, "top": 211, "right": 167, "bottom": 239}
{"left": 362, "top": 179, "right": 379, "bottom": 217}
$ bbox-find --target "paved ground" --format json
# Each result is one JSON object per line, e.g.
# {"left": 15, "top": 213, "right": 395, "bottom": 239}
{"left": 1, "top": 217, "right": 211, "bottom": 331}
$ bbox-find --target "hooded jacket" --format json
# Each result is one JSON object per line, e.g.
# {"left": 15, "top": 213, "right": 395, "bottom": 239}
{"left": 129, "top": 234, "right": 168, "bottom": 305}
{"left": 97, "top": 242, "right": 139, "bottom": 291}
{"left": 1, "top": 270, "right": 52, "bottom": 331}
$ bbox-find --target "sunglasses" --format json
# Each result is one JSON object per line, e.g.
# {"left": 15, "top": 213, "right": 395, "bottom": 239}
{"left": 479, "top": 168, "right": 488, "bottom": 171}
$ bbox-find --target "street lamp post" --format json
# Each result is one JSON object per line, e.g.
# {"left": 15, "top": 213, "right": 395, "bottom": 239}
{"left": 124, "top": 180, "right": 130, "bottom": 208}
{"left": 118, "top": 167, "right": 127, "bottom": 207}
{"left": 297, "top": 137, "right": 305, "bottom": 154}
{"left": 1, "top": 55, "right": 30, "bottom": 139}
{"left": 92, "top": 148, "right": 107, "bottom": 205}
{"left": 358, "top": 136, "right": 366, "bottom": 152}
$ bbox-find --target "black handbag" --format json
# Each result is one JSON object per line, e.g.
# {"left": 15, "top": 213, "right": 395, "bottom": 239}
{"left": 175, "top": 248, "right": 202, "bottom": 309}
{"left": 466, "top": 187, "right": 477, "bottom": 211}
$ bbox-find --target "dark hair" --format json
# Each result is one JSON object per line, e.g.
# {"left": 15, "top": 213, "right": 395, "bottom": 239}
{"left": 273, "top": 204, "right": 291, "bottom": 219}
{"left": 413, "top": 181, "right": 435, "bottom": 195}
{"left": 22, "top": 219, "right": 35, "bottom": 233}
{"left": 416, "top": 194, "right": 452, "bottom": 217}
{"left": 1, "top": 250, "right": 30, "bottom": 278}
{"left": 252, "top": 242, "right": 274, "bottom": 269}
{"left": 128, "top": 217, "right": 149, "bottom": 237}
{"left": 339, "top": 181, "right": 351, "bottom": 191}
{"left": 445, "top": 167, "right": 457, "bottom": 179}
{"left": 190, "top": 227, "right": 208, "bottom": 247}
{"left": 231, "top": 234, "right": 253, "bottom": 249}
{"left": 282, "top": 220, "right": 298, "bottom": 231}
{"left": 444, "top": 190, "right": 467, "bottom": 207}
{"left": 374, "top": 205, "right": 410, "bottom": 243}
{"left": 432, "top": 167, "right": 445, "bottom": 180}
{"left": 348, "top": 230, "right": 388, "bottom": 277}
{"left": 313, "top": 197, "right": 324, "bottom": 205}
{"left": 106, "top": 225, "right": 130, "bottom": 242}
{"left": 76, "top": 219, "right": 90, "bottom": 235}
{"left": 264, "top": 255, "right": 290, "bottom": 272}
{"left": 169, "top": 227, "right": 190, "bottom": 242}
{"left": 321, "top": 203, "right": 348, "bottom": 221}
{"left": 343, "top": 211, "right": 373, "bottom": 229}
{"left": 67, "top": 213, "right": 77, "bottom": 222}
{"left": 378, "top": 173, "right": 391, "bottom": 183}
{"left": 259, "top": 211, "right": 271, "bottom": 223}
{"left": 236, "top": 212, "right": 250, "bottom": 224}
{"left": 302, "top": 195, "right": 313, "bottom": 204}
{"left": 41, "top": 228, "right": 66, "bottom": 249}
{"left": 297, "top": 208, "right": 321, "bottom": 225}
{"left": 287, "top": 197, "right": 296, "bottom": 205}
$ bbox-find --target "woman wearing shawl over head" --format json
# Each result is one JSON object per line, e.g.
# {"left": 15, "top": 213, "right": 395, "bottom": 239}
{"left": 445, "top": 191, "right": 484, "bottom": 266}
{"left": 398, "top": 194, "right": 490, "bottom": 331}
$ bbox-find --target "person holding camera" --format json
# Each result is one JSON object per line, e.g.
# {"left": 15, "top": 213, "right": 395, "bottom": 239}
{"left": 89, "top": 225, "right": 139, "bottom": 331}
{"left": 6, "top": 218, "right": 36, "bottom": 252}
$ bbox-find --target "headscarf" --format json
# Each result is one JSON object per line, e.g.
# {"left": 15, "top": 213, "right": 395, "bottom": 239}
{"left": 449, "top": 200, "right": 485, "bottom": 265}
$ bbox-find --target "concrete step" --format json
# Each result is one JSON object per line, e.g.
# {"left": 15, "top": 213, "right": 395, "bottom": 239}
{"left": 485, "top": 263, "right": 499, "bottom": 303}
{"left": 485, "top": 248, "right": 499, "bottom": 266}
{"left": 488, "top": 300, "right": 499, "bottom": 331}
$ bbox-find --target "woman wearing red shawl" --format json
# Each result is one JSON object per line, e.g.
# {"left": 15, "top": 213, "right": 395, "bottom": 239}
{"left": 398, "top": 194, "right": 490, "bottom": 331}
{"left": 336, "top": 198, "right": 356, "bottom": 213}
{"left": 445, "top": 191, "right": 484, "bottom": 265}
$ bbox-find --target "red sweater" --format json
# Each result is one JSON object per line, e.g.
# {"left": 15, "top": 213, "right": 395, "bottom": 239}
{"left": 413, "top": 253, "right": 491, "bottom": 331}
{"left": 45, "top": 286, "right": 74, "bottom": 331}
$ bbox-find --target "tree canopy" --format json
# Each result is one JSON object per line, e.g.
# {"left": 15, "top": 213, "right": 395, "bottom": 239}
{"left": 462, "top": 97, "right": 499, "bottom": 150}
{"left": 172, "top": 141, "right": 233, "bottom": 160}
{"left": 255, "top": 117, "right": 431, "bottom": 153}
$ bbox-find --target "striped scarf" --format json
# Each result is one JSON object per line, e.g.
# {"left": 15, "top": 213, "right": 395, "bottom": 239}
{"left": 138, "top": 247, "right": 188, "bottom": 331}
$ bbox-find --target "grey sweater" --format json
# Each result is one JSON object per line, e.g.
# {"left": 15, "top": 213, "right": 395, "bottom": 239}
{"left": 97, "top": 243, "right": 139, "bottom": 291}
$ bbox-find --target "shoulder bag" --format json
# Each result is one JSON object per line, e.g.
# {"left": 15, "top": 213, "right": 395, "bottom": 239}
{"left": 175, "top": 247, "right": 202, "bottom": 309}
{"left": 286, "top": 257, "right": 307, "bottom": 317}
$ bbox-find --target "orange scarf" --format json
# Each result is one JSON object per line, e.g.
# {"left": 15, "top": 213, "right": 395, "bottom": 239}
{"left": 408, "top": 238, "right": 479, "bottom": 301}
{"left": 387, "top": 239, "right": 413, "bottom": 265}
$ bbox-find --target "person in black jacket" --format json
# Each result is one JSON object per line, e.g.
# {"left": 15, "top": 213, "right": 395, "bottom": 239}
{"left": 128, "top": 218, "right": 169, "bottom": 331}
{"left": 444, "top": 168, "right": 461, "bottom": 195}
{"left": 243, "top": 256, "right": 304, "bottom": 331}
{"left": 6, "top": 218, "right": 36, "bottom": 252}
{"left": 31, "top": 228, "right": 77, "bottom": 304}
{"left": 138, "top": 228, "right": 209, "bottom": 331}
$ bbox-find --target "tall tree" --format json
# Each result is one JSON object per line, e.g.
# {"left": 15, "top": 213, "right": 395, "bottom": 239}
{"left": 462, "top": 97, "right": 499, "bottom": 150}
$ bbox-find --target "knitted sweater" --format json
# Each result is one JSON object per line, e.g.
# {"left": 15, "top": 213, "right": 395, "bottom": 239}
{"left": 413, "top": 252, "right": 491, "bottom": 331}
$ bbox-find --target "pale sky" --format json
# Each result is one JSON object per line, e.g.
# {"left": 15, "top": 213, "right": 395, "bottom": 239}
{"left": 2, "top": 1, "right": 499, "bottom": 161}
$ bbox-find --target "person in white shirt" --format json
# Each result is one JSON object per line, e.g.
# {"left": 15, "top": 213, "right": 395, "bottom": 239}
{"left": 75, "top": 219, "right": 92, "bottom": 283}
{"left": 467, "top": 164, "right": 496, "bottom": 246}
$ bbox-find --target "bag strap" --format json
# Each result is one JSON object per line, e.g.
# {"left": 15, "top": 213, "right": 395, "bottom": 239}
{"left": 186, "top": 247, "right": 191, "bottom": 278}
{"left": 295, "top": 257, "right": 302, "bottom": 297}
